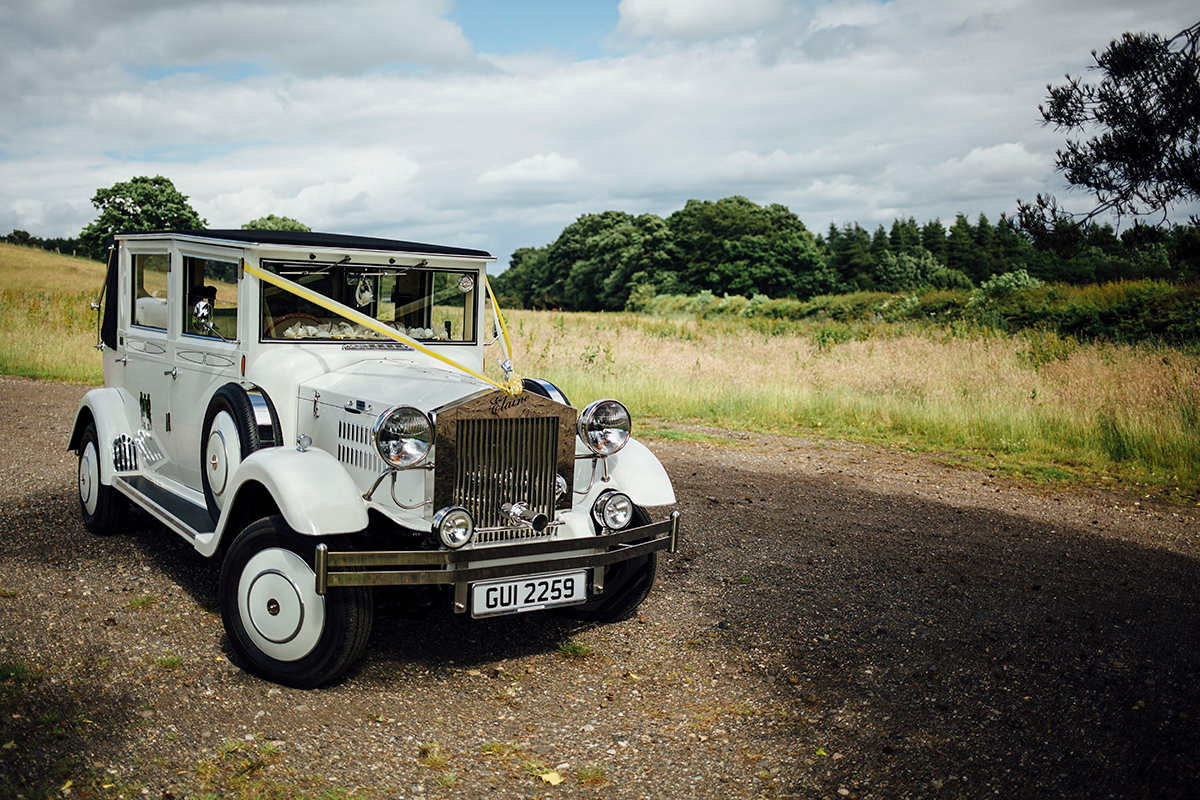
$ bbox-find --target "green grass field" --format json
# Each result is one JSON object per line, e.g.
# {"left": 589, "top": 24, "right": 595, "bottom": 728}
{"left": 4, "top": 241, "right": 1198, "bottom": 500}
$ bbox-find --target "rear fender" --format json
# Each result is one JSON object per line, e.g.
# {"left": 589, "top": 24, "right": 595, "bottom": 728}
{"left": 202, "top": 447, "right": 369, "bottom": 557}
{"left": 67, "top": 388, "right": 133, "bottom": 485}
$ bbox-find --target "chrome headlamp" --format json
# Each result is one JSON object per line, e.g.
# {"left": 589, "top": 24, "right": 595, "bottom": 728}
{"left": 373, "top": 405, "right": 433, "bottom": 468}
{"left": 591, "top": 490, "right": 634, "bottom": 530}
{"left": 578, "top": 399, "right": 631, "bottom": 456}
{"left": 433, "top": 506, "right": 474, "bottom": 549}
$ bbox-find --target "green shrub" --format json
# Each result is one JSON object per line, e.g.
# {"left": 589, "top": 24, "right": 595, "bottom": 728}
{"left": 628, "top": 280, "right": 1200, "bottom": 346}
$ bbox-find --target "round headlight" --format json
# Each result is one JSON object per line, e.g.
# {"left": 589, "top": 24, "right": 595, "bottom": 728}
{"left": 433, "top": 506, "right": 474, "bottom": 549}
{"left": 373, "top": 406, "right": 433, "bottom": 468}
{"left": 578, "top": 399, "right": 631, "bottom": 456}
{"left": 592, "top": 491, "right": 633, "bottom": 530}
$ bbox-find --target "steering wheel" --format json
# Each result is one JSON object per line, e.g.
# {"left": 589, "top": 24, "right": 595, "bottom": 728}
{"left": 265, "top": 313, "right": 321, "bottom": 337}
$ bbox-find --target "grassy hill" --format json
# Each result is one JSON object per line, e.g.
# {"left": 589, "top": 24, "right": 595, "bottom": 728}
{"left": 0, "top": 241, "right": 106, "bottom": 293}
{"left": 0, "top": 243, "right": 107, "bottom": 383}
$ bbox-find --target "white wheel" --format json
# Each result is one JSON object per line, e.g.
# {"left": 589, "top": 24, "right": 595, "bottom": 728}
{"left": 236, "top": 546, "right": 326, "bottom": 662}
{"left": 205, "top": 410, "right": 243, "bottom": 513}
{"left": 219, "top": 517, "right": 373, "bottom": 688}
{"left": 77, "top": 422, "right": 128, "bottom": 535}
{"left": 201, "top": 384, "right": 274, "bottom": 524}
{"left": 79, "top": 439, "right": 100, "bottom": 517}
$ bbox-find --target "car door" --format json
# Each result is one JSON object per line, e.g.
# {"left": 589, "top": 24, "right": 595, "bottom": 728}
{"left": 168, "top": 244, "right": 245, "bottom": 492}
{"left": 120, "top": 246, "right": 179, "bottom": 481}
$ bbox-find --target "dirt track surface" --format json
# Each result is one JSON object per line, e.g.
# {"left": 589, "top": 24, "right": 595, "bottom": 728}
{"left": 1, "top": 375, "right": 1198, "bottom": 799}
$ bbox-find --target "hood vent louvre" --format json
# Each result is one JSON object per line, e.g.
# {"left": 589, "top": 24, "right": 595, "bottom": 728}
{"left": 338, "top": 420, "right": 381, "bottom": 472}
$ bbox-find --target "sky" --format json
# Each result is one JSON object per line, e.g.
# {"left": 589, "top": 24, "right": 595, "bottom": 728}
{"left": 1, "top": 0, "right": 1197, "bottom": 270}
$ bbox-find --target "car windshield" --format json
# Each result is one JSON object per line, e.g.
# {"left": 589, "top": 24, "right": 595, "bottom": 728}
{"left": 260, "top": 260, "right": 478, "bottom": 343}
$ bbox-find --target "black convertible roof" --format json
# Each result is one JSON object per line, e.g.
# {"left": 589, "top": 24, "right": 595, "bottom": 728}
{"left": 117, "top": 229, "right": 493, "bottom": 259}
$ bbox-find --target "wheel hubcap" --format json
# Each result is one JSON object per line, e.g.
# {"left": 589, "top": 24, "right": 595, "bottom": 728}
{"left": 79, "top": 442, "right": 98, "bottom": 515}
{"left": 247, "top": 569, "right": 305, "bottom": 644}
{"left": 237, "top": 547, "right": 325, "bottom": 662}
{"left": 206, "top": 412, "right": 242, "bottom": 509}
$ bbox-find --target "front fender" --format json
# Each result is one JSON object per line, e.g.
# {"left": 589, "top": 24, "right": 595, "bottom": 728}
{"left": 601, "top": 438, "right": 676, "bottom": 506}
{"left": 203, "top": 447, "right": 369, "bottom": 556}
{"left": 67, "top": 388, "right": 133, "bottom": 485}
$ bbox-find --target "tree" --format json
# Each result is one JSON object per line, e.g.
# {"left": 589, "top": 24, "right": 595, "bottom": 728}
{"left": 920, "top": 219, "right": 948, "bottom": 264}
{"left": 666, "top": 197, "right": 828, "bottom": 298}
{"left": 550, "top": 211, "right": 636, "bottom": 311}
{"left": 242, "top": 215, "right": 311, "bottom": 231}
{"left": 945, "top": 214, "right": 983, "bottom": 281}
{"left": 1017, "top": 21, "right": 1200, "bottom": 236}
{"left": 889, "top": 217, "right": 922, "bottom": 255}
{"left": 828, "top": 223, "right": 875, "bottom": 290}
{"left": 80, "top": 176, "right": 206, "bottom": 259}
{"left": 489, "top": 246, "right": 548, "bottom": 308}
{"left": 870, "top": 225, "right": 891, "bottom": 263}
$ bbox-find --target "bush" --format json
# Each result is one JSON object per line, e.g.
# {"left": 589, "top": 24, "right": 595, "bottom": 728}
{"left": 914, "top": 290, "right": 970, "bottom": 318}
{"left": 927, "top": 268, "right": 974, "bottom": 291}
{"left": 628, "top": 280, "right": 1200, "bottom": 345}
{"left": 977, "top": 269, "right": 1044, "bottom": 298}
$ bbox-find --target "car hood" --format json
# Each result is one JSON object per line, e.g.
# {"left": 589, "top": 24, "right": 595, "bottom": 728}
{"left": 299, "top": 358, "right": 495, "bottom": 417}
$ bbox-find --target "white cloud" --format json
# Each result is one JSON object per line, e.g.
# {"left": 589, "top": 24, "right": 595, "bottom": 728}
{"left": 934, "top": 143, "right": 1047, "bottom": 186}
{"left": 478, "top": 153, "right": 583, "bottom": 185}
{"left": 617, "top": 0, "right": 791, "bottom": 40}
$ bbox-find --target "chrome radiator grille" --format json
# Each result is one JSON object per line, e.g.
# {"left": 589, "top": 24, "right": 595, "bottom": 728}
{"left": 453, "top": 417, "right": 558, "bottom": 531}
{"left": 433, "top": 390, "right": 577, "bottom": 543}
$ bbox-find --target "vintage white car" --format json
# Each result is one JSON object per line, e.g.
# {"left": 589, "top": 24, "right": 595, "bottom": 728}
{"left": 69, "top": 230, "right": 679, "bottom": 687}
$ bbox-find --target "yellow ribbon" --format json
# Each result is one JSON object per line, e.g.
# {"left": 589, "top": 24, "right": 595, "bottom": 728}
{"left": 484, "top": 276, "right": 523, "bottom": 394}
{"left": 244, "top": 262, "right": 523, "bottom": 395}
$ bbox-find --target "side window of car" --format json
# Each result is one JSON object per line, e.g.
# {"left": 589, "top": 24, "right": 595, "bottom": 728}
{"left": 131, "top": 253, "right": 169, "bottom": 330}
{"left": 183, "top": 256, "right": 239, "bottom": 339}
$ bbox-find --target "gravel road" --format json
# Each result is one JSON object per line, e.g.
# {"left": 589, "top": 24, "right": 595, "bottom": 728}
{"left": 1, "top": 375, "right": 1198, "bottom": 799}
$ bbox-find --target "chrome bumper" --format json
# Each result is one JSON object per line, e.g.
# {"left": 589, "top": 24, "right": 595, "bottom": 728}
{"left": 314, "top": 511, "right": 681, "bottom": 613}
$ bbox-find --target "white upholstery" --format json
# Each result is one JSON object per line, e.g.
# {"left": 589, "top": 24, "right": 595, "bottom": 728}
{"left": 135, "top": 296, "right": 168, "bottom": 329}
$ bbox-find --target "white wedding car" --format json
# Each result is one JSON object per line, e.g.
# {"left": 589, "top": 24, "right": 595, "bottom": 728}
{"left": 69, "top": 230, "right": 679, "bottom": 687}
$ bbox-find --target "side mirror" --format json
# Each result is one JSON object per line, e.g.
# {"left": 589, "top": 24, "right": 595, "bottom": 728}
{"left": 192, "top": 298, "right": 213, "bottom": 331}
{"left": 192, "top": 299, "right": 230, "bottom": 342}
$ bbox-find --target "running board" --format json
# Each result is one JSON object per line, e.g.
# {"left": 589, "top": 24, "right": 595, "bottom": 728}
{"left": 113, "top": 475, "right": 215, "bottom": 542}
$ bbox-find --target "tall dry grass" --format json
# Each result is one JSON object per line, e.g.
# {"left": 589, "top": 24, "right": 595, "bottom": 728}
{"left": 0, "top": 288, "right": 103, "bottom": 384}
{"left": 1, "top": 242, "right": 107, "bottom": 382}
{"left": 499, "top": 310, "right": 1200, "bottom": 493}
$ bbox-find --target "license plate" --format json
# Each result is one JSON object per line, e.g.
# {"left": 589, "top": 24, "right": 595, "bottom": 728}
{"left": 471, "top": 570, "right": 588, "bottom": 618}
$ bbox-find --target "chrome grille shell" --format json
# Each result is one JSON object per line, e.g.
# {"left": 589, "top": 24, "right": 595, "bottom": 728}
{"left": 433, "top": 391, "right": 576, "bottom": 534}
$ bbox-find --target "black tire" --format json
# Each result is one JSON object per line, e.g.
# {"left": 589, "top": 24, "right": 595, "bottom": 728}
{"left": 219, "top": 516, "right": 374, "bottom": 688}
{"left": 77, "top": 422, "right": 129, "bottom": 536}
{"left": 201, "top": 384, "right": 265, "bottom": 524}
{"left": 562, "top": 506, "right": 659, "bottom": 622}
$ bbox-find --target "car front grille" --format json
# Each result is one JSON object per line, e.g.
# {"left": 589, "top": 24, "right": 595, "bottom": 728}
{"left": 453, "top": 416, "right": 558, "bottom": 531}
{"left": 434, "top": 390, "right": 577, "bottom": 542}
